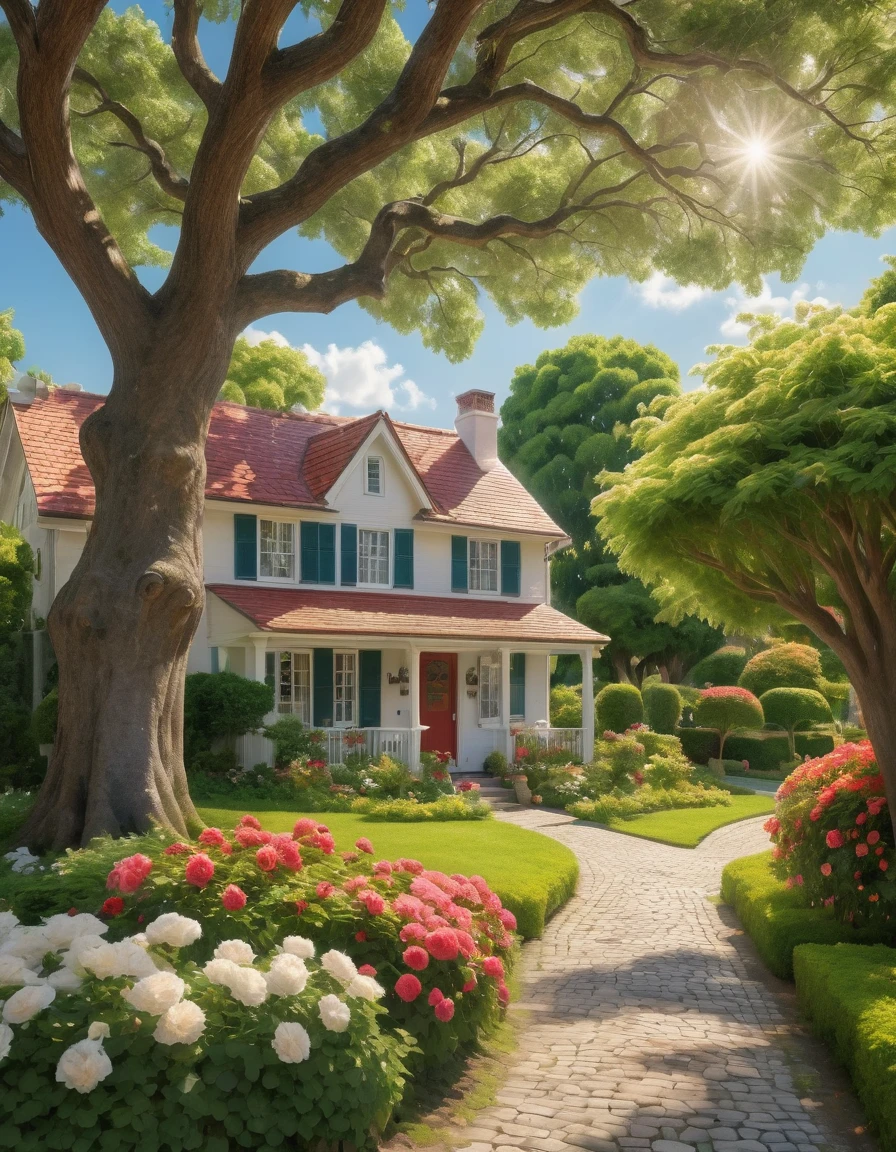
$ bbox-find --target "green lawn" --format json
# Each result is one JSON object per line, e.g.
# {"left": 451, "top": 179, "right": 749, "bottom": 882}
{"left": 601, "top": 794, "right": 776, "bottom": 848}
{"left": 198, "top": 805, "right": 578, "bottom": 940}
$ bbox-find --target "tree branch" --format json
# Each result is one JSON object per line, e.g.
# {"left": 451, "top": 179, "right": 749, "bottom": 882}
{"left": 0, "top": 118, "right": 31, "bottom": 198}
{"left": 171, "top": 0, "right": 222, "bottom": 113}
{"left": 0, "top": 0, "right": 36, "bottom": 48}
{"left": 73, "top": 69, "right": 189, "bottom": 202}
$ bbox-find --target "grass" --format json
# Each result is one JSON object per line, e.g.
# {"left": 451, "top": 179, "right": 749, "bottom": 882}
{"left": 794, "top": 943, "right": 896, "bottom": 1152}
{"left": 601, "top": 794, "right": 776, "bottom": 848}
{"left": 198, "top": 804, "right": 578, "bottom": 940}
{"left": 721, "top": 851, "right": 893, "bottom": 979}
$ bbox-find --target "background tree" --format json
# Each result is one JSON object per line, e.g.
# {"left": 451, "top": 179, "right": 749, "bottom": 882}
{"left": 1, "top": 1, "right": 894, "bottom": 847}
{"left": 220, "top": 335, "right": 326, "bottom": 412}
{"left": 759, "top": 688, "right": 832, "bottom": 760}
{"left": 596, "top": 284, "right": 896, "bottom": 806}
{"left": 0, "top": 309, "right": 24, "bottom": 388}
{"left": 693, "top": 687, "right": 764, "bottom": 761}
{"left": 688, "top": 645, "right": 748, "bottom": 688}
{"left": 499, "top": 334, "right": 721, "bottom": 683}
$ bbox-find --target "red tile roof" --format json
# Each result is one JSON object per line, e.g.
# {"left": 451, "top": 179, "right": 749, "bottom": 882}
{"left": 207, "top": 584, "right": 607, "bottom": 645}
{"left": 10, "top": 390, "right": 563, "bottom": 535}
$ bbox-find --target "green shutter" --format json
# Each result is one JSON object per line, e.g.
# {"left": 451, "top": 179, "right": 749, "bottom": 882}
{"left": 301, "top": 522, "right": 319, "bottom": 583}
{"left": 359, "top": 650, "right": 382, "bottom": 728}
{"left": 451, "top": 535, "right": 468, "bottom": 592}
{"left": 234, "top": 514, "right": 257, "bottom": 580}
{"left": 341, "top": 524, "right": 357, "bottom": 586}
{"left": 510, "top": 653, "right": 526, "bottom": 719}
{"left": 319, "top": 523, "right": 336, "bottom": 584}
{"left": 501, "top": 540, "right": 521, "bottom": 596}
{"left": 394, "top": 529, "right": 414, "bottom": 588}
{"left": 264, "top": 651, "right": 276, "bottom": 697}
{"left": 313, "top": 648, "right": 334, "bottom": 727}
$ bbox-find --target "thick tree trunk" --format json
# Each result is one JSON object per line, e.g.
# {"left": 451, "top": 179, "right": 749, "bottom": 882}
{"left": 851, "top": 673, "right": 896, "bottom": 811}
{"left": 21, "top": 347, "right": 228, "bottom": 849}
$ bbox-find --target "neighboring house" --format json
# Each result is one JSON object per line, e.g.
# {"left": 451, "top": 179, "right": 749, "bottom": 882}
{"left": 0, "top": 378, "right": 606, "bottom": 772}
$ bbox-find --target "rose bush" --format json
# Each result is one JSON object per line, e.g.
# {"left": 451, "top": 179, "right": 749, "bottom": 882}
{"left": 765, "top": 742, "right": 895, "bottom": 925}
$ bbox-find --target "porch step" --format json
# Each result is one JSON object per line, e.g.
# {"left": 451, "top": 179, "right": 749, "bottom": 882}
{"left": 457, "top": 776, "right": 519, "bottom": 812}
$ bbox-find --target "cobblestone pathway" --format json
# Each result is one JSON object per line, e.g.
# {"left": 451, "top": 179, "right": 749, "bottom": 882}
{"left": 454, "top": 811, "right": 871, "bottom": 1152}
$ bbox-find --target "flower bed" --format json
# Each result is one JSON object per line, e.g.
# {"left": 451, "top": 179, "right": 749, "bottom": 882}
{"left": 0, "top": 817, "right": 517, "bottom": 1148}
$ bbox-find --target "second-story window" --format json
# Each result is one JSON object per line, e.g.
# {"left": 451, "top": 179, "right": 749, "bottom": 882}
{"left": 365, "top": 456, "right": 384, "bottom": 495}
{"left": 359, "top": 529, "right": 390, "bottom": 585}
{"left": 469, "top": 539, "right": 498, "bottom": 592}
{"left": 260, "top": 519, "right": 295, "bottom": 579}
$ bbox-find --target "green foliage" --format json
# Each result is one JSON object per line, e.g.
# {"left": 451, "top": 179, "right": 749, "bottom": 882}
{"left": 482, "top": 751, "right": 508, "bottom": 777}
{"left": 549, "top": 685, "right": 582, "bottom": 729}
{"left": 570, "top": 782, "right": 732, "bottom": 823}
{"left": 693, "top": 688, "right": 764, "bottom": 758}
{"left": 29, "top": 688, "right": 57, "bottom": 745}
{"left": 595, "top": 683, "right": 643, "bottom": 734}
{"left": 0, "top": 524, "right": 36, "bottom": 786}
{"left": 720, "top": 852, "right": 889, "bottom": 980}
{"left": 677, "top": 727, "right": 720, "bottom": 765}
{"left": 739, "top": 643, "right": 824, "bottom": 697}
{"left": 642, "top": 683, "right": 682, "bottom": 734}
{"left": 261, "top": 715, "right": 323, "bottom": 768}
{"left": 0, "top": 522, "right": 33, "bottom": 633}
{"left": 351, "top": 795, "right": 491, "bottom": 822}
{"left": 794, "top": 943, "right": 896, "bottom": 1152}
{"left": 221, "top": 335, "right": 326, "bottom": 412}
{"left": 760, "top": 688, "right": 833, "bottom": 757}
{"left": 679, "top": 728, "right": 835, "bottom": 772}
{"left": 0, "top": 308, "right": 24, "bottom": 388}
{"left": 184, "top": 672, "right": 273, "bottom": 760}
{"left": 689, "top": 646, "right": 749, "bottom": 687}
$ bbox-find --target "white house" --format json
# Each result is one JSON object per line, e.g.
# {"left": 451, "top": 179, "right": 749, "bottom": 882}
{"left": 0, "top": 379, "right": 606, "bottom": 772}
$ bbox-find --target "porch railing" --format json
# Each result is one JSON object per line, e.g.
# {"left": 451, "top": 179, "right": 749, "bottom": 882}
{"left": 235, "top": 730, "right": 276, "bottom": 770}
{"left": 514, "top": 727, "right": 584, "bottom": 762}
{"left": 324, "top": 728, "right": 415, "bottom": 766}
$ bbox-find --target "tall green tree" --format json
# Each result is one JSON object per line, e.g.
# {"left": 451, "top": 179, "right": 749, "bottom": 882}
{"left": 499, "top": 334, "right": 721, "bottom": 683}
{"left": 220, "top": 335, "right": 325, "bottom": 412}
{"left": 1, "top": 2, "right": 894, "bottom": 847}
{"left": 595, "top": 282, "right": 896, "bottom": 807}
{"left": 0, "top": 309, "right": 24, "bottom": 388}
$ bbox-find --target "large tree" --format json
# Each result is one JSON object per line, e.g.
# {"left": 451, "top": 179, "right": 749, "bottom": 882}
{"left": 220, "top": 334, "right": 325, "bottom": 411}
{"left": 499, "top": 333, "right": 721, "bottom": 683}
{"left": 0, "top": 1, "right": 893, "bottom": 847}
{"left": 596, "top": 288, "right": 896, "bottom": 807}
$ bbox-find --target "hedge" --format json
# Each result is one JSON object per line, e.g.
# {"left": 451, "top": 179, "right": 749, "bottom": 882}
{"left": 642, "top": 683, "right": 682, "bottom": 734}
{"left": 595, "top": 683, "right": 643, "bottom": 734}
{"left": 689, "top": 646, "right": 748, "bottom": 687}
{"left": 677, "top": 726, "right": 719, "bottom": 764}
{"left": 794, "top": 943, "right": 896, "bottom": 1152}
{"left": 677, "top": 728, "right": 834, "bottom": 771}
{"left": 720, "top": 851, "right": 891, "bottom": 980}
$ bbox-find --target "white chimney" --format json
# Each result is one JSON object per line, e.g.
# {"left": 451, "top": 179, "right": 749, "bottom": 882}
{"left": 6, "top": 374, "right": 49, "bottom": 404}
{"left": 454, "top": 389, "right": 499, "bottom": 471}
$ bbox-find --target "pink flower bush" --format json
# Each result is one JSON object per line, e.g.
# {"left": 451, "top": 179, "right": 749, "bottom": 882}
{"left": 184, "top": 854, "right": 215, "bottom": 888}
{"left": 106, "top": 853, "right": 153, "bottom": 894}
{"left": 221, "top": 884, "right": 246, "bottom": 911}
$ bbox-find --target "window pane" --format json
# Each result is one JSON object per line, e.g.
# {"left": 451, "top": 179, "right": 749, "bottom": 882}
{"left": 359, "top": 530, "right": 389, "bottom": 585}
{"left": 335, "top": 652, "right": 356, "bottom": 724}
{"left": 260, "top": 520, "right": 294, "bottom": 579}
{"left": 367, "top": 457, "right": 382, "bottom": 494}
{"left": 470, "top": 540, "right": 498, "bottom": 592}
{"left": 479, "top": 658, "right": 500, "bottom": 720}
{"left": 293, "top": 652, "right": 311, "bottom": 725}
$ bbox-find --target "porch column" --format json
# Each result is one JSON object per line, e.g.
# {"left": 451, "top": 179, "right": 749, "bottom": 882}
{"left": 250, "top": 637, "right": 268, "bottom": 683}
{"left": 581, "top": 645, "right": 595, "bottom": 763}
{"left": 500, "top": 645, "right": 513, "bottom": 761}
{"left": 408, "top": 645, "right": 420, "bottom": 769}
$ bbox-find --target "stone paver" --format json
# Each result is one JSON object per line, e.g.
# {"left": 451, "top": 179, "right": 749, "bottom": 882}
{"left": 454, "top": 810, "right": 871, "bottom": 1152}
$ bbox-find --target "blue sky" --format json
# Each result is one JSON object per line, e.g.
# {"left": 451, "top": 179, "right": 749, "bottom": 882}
{"left": 3, "top": 3, "right": 896, "bottom": 428}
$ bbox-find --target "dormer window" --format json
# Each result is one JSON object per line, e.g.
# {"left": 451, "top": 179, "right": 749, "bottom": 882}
{"left": 365, "top": 455, "right": 383, "bottom": 495}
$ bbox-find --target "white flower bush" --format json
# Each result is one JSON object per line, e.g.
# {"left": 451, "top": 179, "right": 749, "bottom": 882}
{"left": 55, "top": 1038, "right": 113, "bottom": 1094}
{"left": 271, "top": 1020, "right": 311, "bottom": 1063}
{"left": 120, "top": 972, "right": 185, "bottom": 1014}
{"left": 318, "top": 993, "right": 351, "bottom": 1033}
{"left": 144, "top": 913, "right": 201, "bottom": 949}
{"left": 153, "top": 1000, "right": 206, "bottom": 1046}
{"left": 2, "top": 984, "right": 55, "bottom": 1023}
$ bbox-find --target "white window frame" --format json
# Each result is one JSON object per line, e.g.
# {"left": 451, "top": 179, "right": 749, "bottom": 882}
{"left": 266, "top": 649, "right": 312, "bottom": 724}
{"left": 259, "top": 518, "right": 296, "bottom": 581}
{"left": 469, "top": 538, "right": 499, "bottom": 594}
{"left": 334, "top": 650, "right": 358, "bottom": 727}
{"left": 358, "top": 528, "right": 391, "bottom": 588}
{"left": 478, "top": 655, "right": 501, "bottom": 725}
{"left": 364, "top": 455, "right": 385, "bottom": 496}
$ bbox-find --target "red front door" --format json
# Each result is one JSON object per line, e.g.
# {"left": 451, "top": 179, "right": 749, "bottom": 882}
{"left": 419, "top": 652, "right": 457, "bottom": 760}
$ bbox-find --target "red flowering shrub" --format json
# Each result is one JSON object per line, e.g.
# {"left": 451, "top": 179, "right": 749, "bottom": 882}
{"left": 694, "top": 686, "right": 764, "bottom": 758}
{"left": 765, "top": 742, "right": 895, "bottom": 924}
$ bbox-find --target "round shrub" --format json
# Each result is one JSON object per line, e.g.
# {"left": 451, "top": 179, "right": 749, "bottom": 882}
{"left": 689, "top": 646, "right": 748, "bottom": 687}
{"left": 550, "top": 684, "right": 582, "bottom": 728}
{"left": 760, "top": 688, "right": 833, "bottom": 758}
{"left": 30, "top": 688, "right": 57, "bottom": 745}
{"left": 765, "top": 742, "right": 893, "bottom": 926}
{"left": 482, "top": 750, "right": 508, "bottom": 776}
{"left": 184, "top": 671, "right": 273, "bottom": 759}
{"left": 263, "top": 714, "right": 324, "bottom": 767}
{"left": 596, "top": 683, "right": 643, "bottom": 734}
{"left": 642, "top": 683, "right": 682, "bottom": 734}
{"left": 694, "top": 686, "right": 764, "bottom": 758}
{"left": 738, "top": 642, "right": 823, "bottom": 697}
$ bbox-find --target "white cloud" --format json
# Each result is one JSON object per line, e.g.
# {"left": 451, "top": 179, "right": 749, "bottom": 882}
{"left": 637, "top": 272, "right": 708, "bottom": 312}
{"left": 240, "top": 329, "right": 435, "bottom": 416}
{"left": 720, "top": 279, "right": 831, "bottom": 338}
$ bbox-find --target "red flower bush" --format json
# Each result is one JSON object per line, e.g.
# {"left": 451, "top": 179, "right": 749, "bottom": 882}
{"left": 184, "top": 853, "right": 215, "bottom": 887}
{"left": 101, "top": 896, "right": 124, "bottom": 916}
{"left": 221, "top": 884, "right": 246, "bottom": 910}
{"left": 766, "top": 741, "right": 894, "bottom": 923}
{"left": 106, "top": 852, "right": 153, "bottom": 894}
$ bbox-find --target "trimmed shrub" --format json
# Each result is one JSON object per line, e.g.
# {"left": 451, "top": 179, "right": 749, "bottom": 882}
{"left": 689, "top": 645, "right": 748, "bottom": 687}
{"left": 596, "top": 683, "right": 643, "bottom": 734}
{"left": 738, "top": 642, "right": 824, "bottom": 697}
{"left": 352, "top": 795, "right": 491, "bottom": 821}
{"left": 642, "top": 683, "right": 682, "bottom": 734}
{"left": 694, "top": 687, "right": 764, "bottom": 758}
{"left": 262, "top": 714, "right": 324, "bottom": 767}
{"left": 482, "top": 750, "right": 508, "bottom": 776}
{"left": 795, "top": 732, "right": 836, "bottom": 759}
{"left": 30, "top": 687, "right": 57, "bottom": 745}
{"left": 794, "top": 943, "right": 896, "bottom": 1152}
{"left": 184, "top": 671, "right": 273, "bottom": 761}
{"left": 761, "top": 688, "right": 833, "bottom": 758}
{"left": 720, "top": 852, "right": 889, "bottom": 979}
{"left": 677, "top": 726, "right": 719, "bottom": 764}
{"left": 550, "top": 684, "right": 582, "bottom": 728}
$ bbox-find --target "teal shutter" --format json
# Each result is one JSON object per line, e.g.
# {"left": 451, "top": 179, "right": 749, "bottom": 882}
{"left": 313, "top": 648, "right": 334, "bottom": 727}
{"left": 359, "top": 650, "right": 382, "bottom": 728}
{"left": 264, "top": 651, "right": 276, "bottom": 697}
{"left": 394, "top": 529, "right": 414, "bottom": 588}
{"left": 234, "top": 514, "right": 257, "bottom": 580}
{"left": 319, "top": 523, "right": 336, "bottom": 584}
{"left": 501, "top": 540, "right": 521, "bottom": 596}
{"left": 301, "top": 522, "right": 319, "bottom": 583}
{"left": 451, "top": 535, "right": 468, "bottom": 592}
{"left": 341, "top": 524, "right": 357, "bottom": 586}
{"left": 510, "top": 653, "right": 526, "bottom": 718}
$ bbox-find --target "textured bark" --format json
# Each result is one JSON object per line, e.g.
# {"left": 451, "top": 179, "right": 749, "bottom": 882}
{"left": 850, "top": 673, "right": 896, "bottom": 808}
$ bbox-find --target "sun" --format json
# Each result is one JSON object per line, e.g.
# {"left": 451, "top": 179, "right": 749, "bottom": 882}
{"left": 743, "top": 137, "right": 772, "bottom": 167}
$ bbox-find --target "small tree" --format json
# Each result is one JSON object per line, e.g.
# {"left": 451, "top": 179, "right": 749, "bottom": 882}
{"left": 0, "top": 310, "right": 25, "bottom": 389}
{"left": 689, "top": 646, "right": 748, "bottom": 688}
{"left": 760, "top": 688, "right": 833, "bottom": 760}
{"left": 183, "top": 672, "right": 273, "bottom": 763}
{"left": 642, "top": 683, "right": 682, "bottom": 735}
{"left": 738, "top": 643, "right": 824, "bottom": 698}
{"left": 596, "top": 683, "right": 643, "bottom": 735}
{"left": 694, "top": 687, "right": 763, "bottom": 760}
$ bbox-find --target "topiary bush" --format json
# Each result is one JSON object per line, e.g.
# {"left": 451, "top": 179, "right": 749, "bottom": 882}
{"left": 482, "top": 750, "right": 508, "bottom": 776}
{"left": 184, "top": 672, "right": 274, "bottom": 762}
{"left": 262, "top": 715, "right": 325, "bottom": 767}
{"left": 676, "top": 726, "right": 720, "bottom": 764}
{"left": 689, "top": 646, "right": 748, "bottom": 687}
{"left": 760, "top": 688, "right": 833, "bottom": 758}
{"left": 642, "top": 683, "right": 682, "bottom": 734}
{"left": 595, "top": 683, "right": 643, "bottom": 734}
{"left": 550, "top": 684, "right": 582, "bottom": 728}
{"left": 738, "top": 642, "right": 824, "bottom": 697}
{"left": 693, "top": 687, "right": 764, "bottom": 759}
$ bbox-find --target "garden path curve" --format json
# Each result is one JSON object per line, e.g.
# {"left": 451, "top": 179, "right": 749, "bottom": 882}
{"left": 450, "top": 811, "right": 873, "bottom": 1152}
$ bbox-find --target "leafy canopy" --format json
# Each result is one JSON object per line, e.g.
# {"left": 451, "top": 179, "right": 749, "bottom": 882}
{"left": 220, "top": 336, "right": 326, "bottom": 412}
{"left": 0, "top": 309, "right": 24, "bottom": 387}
